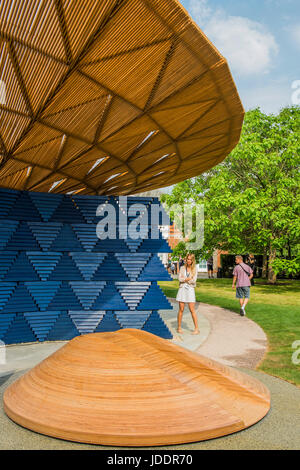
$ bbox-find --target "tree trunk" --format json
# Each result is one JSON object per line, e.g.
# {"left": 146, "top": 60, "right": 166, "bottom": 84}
{"left": 262, "top": 250, "right": 268, "bottom": 279}
{"left": 268, "top": 246, "right": 277, "bottom": 284}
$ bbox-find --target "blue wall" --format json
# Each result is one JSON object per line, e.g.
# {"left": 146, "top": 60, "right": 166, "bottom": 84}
{"left": 0, "top": 189, "right": 173, "bottom": 344}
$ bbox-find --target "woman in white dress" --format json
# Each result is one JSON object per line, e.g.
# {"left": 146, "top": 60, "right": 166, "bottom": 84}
{"left": 176, "top": 253, "right": 199, "bottom": 335}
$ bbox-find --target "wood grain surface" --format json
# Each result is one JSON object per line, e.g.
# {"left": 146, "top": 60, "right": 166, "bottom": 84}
{"left": 0, "top": 0, "right": 244, "bottom": 195}
{"left": 3, "top": 329, "right": 270, "bottom": 446}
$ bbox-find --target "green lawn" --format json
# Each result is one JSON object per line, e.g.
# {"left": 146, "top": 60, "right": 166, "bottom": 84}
{"left": 159, "top": 278, "right": 300, "bottom": 387}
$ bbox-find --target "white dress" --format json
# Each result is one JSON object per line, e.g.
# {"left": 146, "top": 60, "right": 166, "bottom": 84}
{"left": 176, "top": 266, "right": 197, "bottom": 303}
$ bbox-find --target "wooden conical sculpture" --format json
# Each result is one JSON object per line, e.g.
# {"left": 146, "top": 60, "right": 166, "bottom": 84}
{"left": 4, "top": 329, "right": 270, "bottom": 446}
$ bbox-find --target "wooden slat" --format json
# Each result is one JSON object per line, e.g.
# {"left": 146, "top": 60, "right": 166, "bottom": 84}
{"left": 3, "top": 329, "right": 270, "bottom": 446}
{"left": 0, "top": 0, "right": 244, "bottom": 194}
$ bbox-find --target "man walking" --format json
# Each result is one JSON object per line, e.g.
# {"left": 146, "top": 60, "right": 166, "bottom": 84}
{"left": 207, "top": 255, "right": 214, "bottom": 279}
{"left": 232, "top": 255, "right": 253, "bottom": 316}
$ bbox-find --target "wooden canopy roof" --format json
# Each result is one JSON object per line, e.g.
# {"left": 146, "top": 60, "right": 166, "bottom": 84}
{"left": 0, "top": 0, "right": 244, "bottom": 195}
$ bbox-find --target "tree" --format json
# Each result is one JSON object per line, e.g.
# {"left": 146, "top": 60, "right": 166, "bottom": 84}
{"left": 162, "top": 107, "right": 300, "bottom": 284}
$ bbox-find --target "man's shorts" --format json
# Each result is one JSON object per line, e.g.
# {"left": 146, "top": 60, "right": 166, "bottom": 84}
{"left": 236, "top": 286, "right": 250, "bottom": 299}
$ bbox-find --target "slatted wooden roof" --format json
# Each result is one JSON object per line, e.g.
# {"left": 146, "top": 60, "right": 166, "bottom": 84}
{"left": 0, "top": 0, "right": 244, "bottom": 195}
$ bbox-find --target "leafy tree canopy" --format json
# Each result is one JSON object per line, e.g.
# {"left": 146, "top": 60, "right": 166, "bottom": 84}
{"left": 162, "top": 107, "right": 300, "bottom": 283}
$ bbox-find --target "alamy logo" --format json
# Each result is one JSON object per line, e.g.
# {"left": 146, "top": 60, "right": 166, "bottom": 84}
{"left": 292, "top": 340, "right": 300, "bottom": 365}
{"left": 95, "top": 197, "right": 204, "bottom": 250}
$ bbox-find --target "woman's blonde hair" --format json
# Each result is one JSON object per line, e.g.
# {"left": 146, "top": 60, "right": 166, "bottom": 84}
{"left": 184, "top": 253, "right": 196, "bottom": 276}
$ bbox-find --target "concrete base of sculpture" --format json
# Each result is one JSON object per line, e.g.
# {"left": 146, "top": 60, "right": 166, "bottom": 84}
{"left": 3, "top": 329, "right": 270, "bottom": 446}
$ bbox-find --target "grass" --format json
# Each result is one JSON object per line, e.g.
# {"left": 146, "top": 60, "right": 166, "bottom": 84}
{"left": 159, "top": 278, "right": 300, "bottom": 387}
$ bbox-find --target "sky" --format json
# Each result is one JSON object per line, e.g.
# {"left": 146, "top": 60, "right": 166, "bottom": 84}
{"left": 180, "top": 0, "right": 300, "bottom": 114}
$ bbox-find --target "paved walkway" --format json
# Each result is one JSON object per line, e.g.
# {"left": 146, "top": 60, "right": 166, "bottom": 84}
{"left": 1, "top": 299, "right": 299, "bottom": 450}
{"left": 163, "top": 298, "right": 267, "bottom": 369}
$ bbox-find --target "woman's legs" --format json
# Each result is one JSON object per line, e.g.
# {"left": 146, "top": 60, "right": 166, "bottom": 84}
{"left": 188, "top": 302, "right": 200, "bottom": 334}
{"left": 177, "top": 302, "right": 185, "bottom": 333}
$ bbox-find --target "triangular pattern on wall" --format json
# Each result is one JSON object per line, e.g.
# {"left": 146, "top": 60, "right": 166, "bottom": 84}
{"left": 115, "top": 253, "right": 151, "bottom": 281}
{"left": 6, "top": 191, "right": 42, "bottom": 221}
{"left": 93, "top": 255, "right": 129, "bottom": 281}
{"left": 50, "top": 224, "right": 83, "bottom": 251}
{"left": 29, "top": 192, "right": 63, "bottom": 222}
{"left": 72, "top": 224, "right": 99, "bottom": 252}
{"left": 46, "top": 311, "right": 79, "bottom": 341}
{"left": 137, "top": 254, "right": 172, "bottom": 281}
{"left": 47, "top": 253, "right": 83, "bottom": 280}
{"left": 137, "top": 283, "right": 172, "bottom": 310}
{"left": 0, "top": 189, "right": 173, "bottom": 343}
{"left": 114, "top": 311, "right": 151, "bottom": 329}
{"left": 142, "top": 310, "right": 172, "bottom": 339}
{"left": 47, "top": 282, "right": 82, "bottom": 310}
{"left": 26, "top": 252, "right": 62, "bottom": 281}
{"left": 25, "top": 281, "right": 62, "bottom": 311}
{"left": 93, "top": 282, "right": 128, "bottom": 310}
{"left": 5, "top": 252, "right": 40, "bottom": 281}
{"left": 116, "top": 282, "right": 151, "bottom": 310}
{"left": 0, "top": 252, "right": 19, "bottom": 280}
{"left": 50, "top": 196, "right": 86, "bottom": 224}
{"left": 24, "top": 311, "right": 61, "bottom": 341}
{"left": 0, "top": 313, "right": 16, "bottom": 339}
{"left": 3, "top": 313, "right": 37, "bottom": 344}
{"left": 94, "top": 311, "right": 121, "bottom": 333}
{"left": 68, "top": 310, "right": 105, "bottom": 334}
{"left": 70, "top": 253, "right": 106, "bottom": 280}
{"left": 0, "top": 221, "right": 19, "bottom": 250}
{"left": 6, "top": 222, "right": 41, "bottom": 250}
{"left": 1, "top": 284, "right": 37, "bottom": 313}
{"left": 70, "top": 281, "right": 106, "bottom": 310}
{"left": 28, "top": 222, "right": 63, "bottom": 251}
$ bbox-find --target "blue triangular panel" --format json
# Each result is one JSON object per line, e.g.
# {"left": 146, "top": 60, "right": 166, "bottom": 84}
{"left": 48, "top": 253, "right": 83, "bottom": 280}
{"left": 137, "top": 254, "right": 172, "bottom": 281}
{"left": 47, "top": 282, "right": 82, "bottom": 310}
{"left": 46, "top": 311, "right": 79, "bottom": 341}
{"left": 124, "top": 238, "right": 144, "bottom": 253}
{"left": 25, "top": 282, "right": 62, "bottom": 310}
{"left": 93, "top": 282, "right": 128, "bottom": 310}
{"left": 50, "top": 224, "right": 83, "bottom": 251}
{"left": 70, "top": 282, "right": 106, "bottom": 309}
{"left": 138, "top": 238, "right": 172, "bottom": 253}
{"left": 0, "top": 313, "right": 16, "bottom": 339}
{"left": 72, "top": 224, "right": 98, "bottom": 252}
{"left": 24, "top": 311, "right": 61, "bottom": 341}
{"left": 0, "top": 188, "right": 19, "bottom": 219}
{"left": 27, "top": 252, "right": 62, "bottom": 281}
{"left": 0, "top": 221, "right": 19, "bottom": 250}
{"left": 93, "top": 255, "right": 128, "bottom": 281}
{"left": 142, "top": 311, "right": 173, "bottom": 339}
{"left": 94, "top": 311, "right": 121, "bottom": 332}
{"left": 70, "top": 253, "right": 106, "bottom": 280}
{"left": 0, "top": 252, "right": 18, "bottom": 280}
{"left": 28, "top": 222, "right": 62, "bottom": 251}
{"left": 50, "top": 196, "right": 86, "bottom": 223}
{"left": 115, "top": 254, "right": 150, "bottom": 281}
{"left": 3, "top": 313, "right": 37, "bottom": 344}
{"left": 68, "top": 310, "right": 105, "bottom": 334}
{"left": 6, "top": 191, "right": 42, "bottom": 221}
{"left": 137, "top": 284, "right": 172, "bottom": 310}
{"left": 116, "top": 282, "right": 151, "bottom": 310}
{"left": 5, "top": 252, "right": 40, "bottom": 281}
{"left": 5, "top": 221, "right": 40, "bottom": 250}
{"left": 114, "top": 311, "right": 151, "bottom": 329}
{"left": 72, "top": 195, "right": 108, "bottom": 223}
{"left": 29, "top": 192, "right": 63, "bottom": 222}
{"left": 92, "top": 238, "right": 128, "bottom": 253}
{"left": 1, "top": 284, "right": 37, "bottom": 313}
{"left": 0, "top": 283, "right": 17, "bottom": 311}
